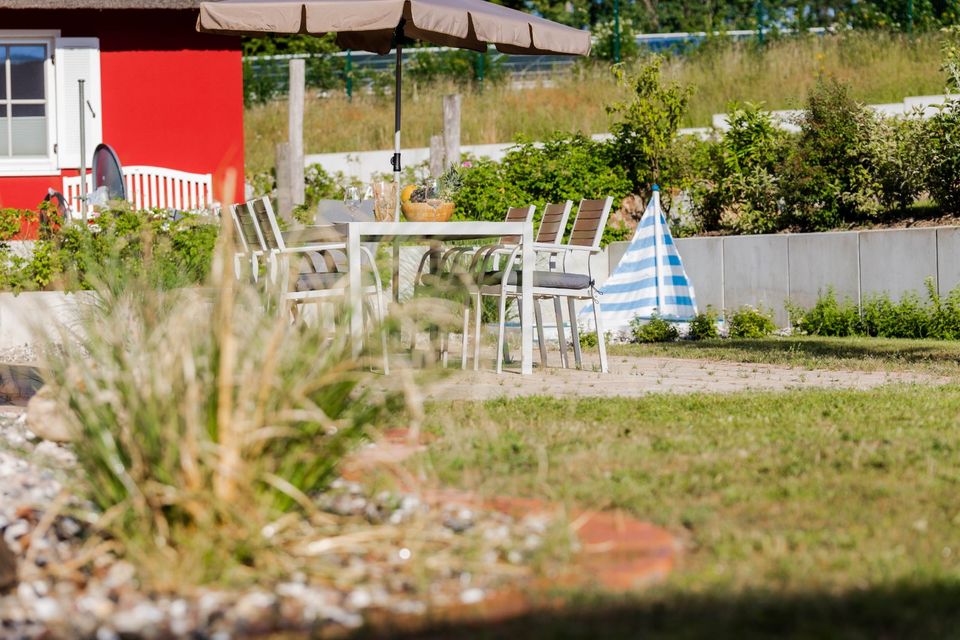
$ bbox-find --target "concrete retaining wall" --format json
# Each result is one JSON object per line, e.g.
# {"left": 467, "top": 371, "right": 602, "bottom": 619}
{"left": 625, "top": 225, "right": 960, "bottom": 328}
{"left": 2, "top": 225, "right": 957, "bottom": 349}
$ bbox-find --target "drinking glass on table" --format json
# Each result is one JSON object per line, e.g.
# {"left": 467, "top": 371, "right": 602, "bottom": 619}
{"left": 343, "top": 186, "right": 362, "bottom": 215}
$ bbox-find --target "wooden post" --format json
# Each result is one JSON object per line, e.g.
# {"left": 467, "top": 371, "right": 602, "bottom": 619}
{"left": 442, "top": 94, "right": 461, "bottom": 171}
{"left": 276, "top": 142, "right": 293, "bottom": 221}
{"left": 429, "top": 134, "right": 445, "bottom": 178}
{"left": 288, "top": 58, "right": 306, "bottom": 207}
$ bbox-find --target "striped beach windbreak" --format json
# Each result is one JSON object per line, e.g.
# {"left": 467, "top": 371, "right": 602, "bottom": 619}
{"left": 579, "top": 187, "right": 697, "bottom": 332}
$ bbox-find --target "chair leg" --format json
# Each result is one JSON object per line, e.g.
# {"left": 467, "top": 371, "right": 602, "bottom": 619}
{"left": 534, "top": 300, "right": 547, "bottom": 368}
{"left": 553, "top": 296, "right": 568, "bottom": 368}
{"left": 461, "top": 305, "right": 470, "bottom": 370}
{"left": 473, "top": 293, "right": 482, "bottom": 371}
{"left": 592, "top": 294, "right": 608, "bottom": 373}
{"left": 504, "top": 299, "right": 515, "bottom": 365}
{"left": 567, "top": 297, "right": 583, "bottom": 369}
{"left": 375, "top": 289, "right": 390, "bottom": 376}
{"left": 495, "top": 293, "right": 508, "bottom": 374}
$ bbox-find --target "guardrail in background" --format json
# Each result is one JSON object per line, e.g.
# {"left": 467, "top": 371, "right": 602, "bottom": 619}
{"left": 243, "top": 28, "right": 828, "bottom": 97}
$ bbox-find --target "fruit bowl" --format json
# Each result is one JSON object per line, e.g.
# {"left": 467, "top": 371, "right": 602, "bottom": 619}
{"left": 401, "top": 200, "right": 455, "bottom": 222}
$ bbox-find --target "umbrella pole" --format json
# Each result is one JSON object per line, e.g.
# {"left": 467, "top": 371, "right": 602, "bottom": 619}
{"left": 390, "top": 40, "right": 403, "bottom": 302}
{"left": 392, "top": 42, "right": 402, "bottom": 222}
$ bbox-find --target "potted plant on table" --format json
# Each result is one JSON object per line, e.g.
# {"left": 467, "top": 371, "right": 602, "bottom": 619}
{"left": 400, "top": 166, "right": 463, "bottom": 222}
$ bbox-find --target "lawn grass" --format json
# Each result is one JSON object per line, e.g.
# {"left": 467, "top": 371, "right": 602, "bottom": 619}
{"left": 406, "top": 383, "right": 960, "bottom": 637}
{"left": 610, "top": 335, "right": 960, "bottom": 378}
{"left": 246, "top": 31, "right": 949, "bottom": 175}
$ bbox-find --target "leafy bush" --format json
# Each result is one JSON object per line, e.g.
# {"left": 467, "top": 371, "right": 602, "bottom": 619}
{"left": 781, "top": 78, "right": 884, "bottom": 230}
{"left": 454, "top": 133, "right": 632, "bottom": 244}
{"left": 789, "top": 280, "right": 960, "bottom": 340}
{"left": 922, "top": 99, "right": 960, "bottom": 214}
{"left": 688, "top": 306, "right": 720, "bottom": 340}
{"left": 789, "top": 288, "right": 862, "bottom": 336}
{"left": 0, "top": 208, "right": 32, "bottom": 243}
{"left": 872, "top": 116, "right": 927, "bottom": 212}
{"left": 860, "top": 291, "right": 932, "bottom": 338}
{"left": 0, "top": 207, "right": 219, "bottom": 292}
{"left": 631, "top": 312, "right": 680, "bottom": 343}
{"left": 43, "top": 238, "right": 405, "bottom": 585}
{"left": 689, "top": 103, "right": 788, "bottom": 234}
{"left": 606, "top": 56, "right": 692, "bottom": 191}
{"left": 727, "top": 305, "right": 777, "bottom": 338}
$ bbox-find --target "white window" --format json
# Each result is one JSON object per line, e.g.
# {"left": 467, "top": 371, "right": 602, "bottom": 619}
{"left": 0, "top": 31, "right": 102, "bottom": 177}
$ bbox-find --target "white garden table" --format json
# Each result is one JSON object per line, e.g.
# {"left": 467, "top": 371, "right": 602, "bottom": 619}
{"left": 338, "top": 220, "right": 535, "bottom": 375}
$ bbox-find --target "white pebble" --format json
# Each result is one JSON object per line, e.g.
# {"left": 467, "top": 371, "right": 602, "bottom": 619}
{"left": 460, "top": 588, "right": 485, "bottom": 605}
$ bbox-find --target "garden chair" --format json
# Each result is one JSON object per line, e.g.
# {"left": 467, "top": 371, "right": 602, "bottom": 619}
{"left": 228, "top": 201, "right": 267, "bottom": 282}
{"left": 476, "top": 197, "right": 612, "bottom": 373}
{"left": 412, "top": 205, "right": 536, "bottom": 370}
{"left": 239, "top": 196, "right": 390, "bottom": 373}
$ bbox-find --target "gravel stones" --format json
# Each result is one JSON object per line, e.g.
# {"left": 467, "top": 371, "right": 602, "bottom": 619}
{"left": 0, "top": 414, "right": 568, "bottom": 639}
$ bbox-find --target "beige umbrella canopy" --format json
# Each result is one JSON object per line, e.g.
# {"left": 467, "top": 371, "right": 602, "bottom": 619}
{"left": 198, "top": 0, "right": 592, "bottom": 217}
{"left": 198, "top": 0, "right": 592, "bottom": 55}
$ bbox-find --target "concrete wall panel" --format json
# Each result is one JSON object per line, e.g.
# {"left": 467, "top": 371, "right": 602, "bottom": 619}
{"left": 607, "top": 241, "right": 630, "bottom": 275}
{"left": 787, "top": 232, "right": 860, "bottom": 308}
{"left": 675, "top": 237, "right": 724, "bottom": 313}
{"left": 722, "top": 235, "right": 790, "bottom": 325}
{"left": 859, "top": 229, "right": 938, "bottom": 301}
{"left": 936, "top": 227, "right": 960, "bottom": 295}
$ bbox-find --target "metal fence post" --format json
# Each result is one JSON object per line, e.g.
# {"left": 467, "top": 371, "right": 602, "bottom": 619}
{"left": 346, "top": 49, "right": 353, "bottom": 101}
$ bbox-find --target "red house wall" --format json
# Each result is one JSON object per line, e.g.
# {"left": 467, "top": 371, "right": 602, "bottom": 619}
{"left": 0, "top": 9, "right": 244, "bottom": 212}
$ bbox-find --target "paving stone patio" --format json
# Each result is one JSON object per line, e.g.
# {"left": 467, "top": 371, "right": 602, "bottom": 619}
{"left": 426, "top": 354, "right": 948, "bottom": 401}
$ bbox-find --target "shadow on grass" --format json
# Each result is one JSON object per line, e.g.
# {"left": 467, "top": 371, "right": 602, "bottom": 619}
{"left": 642, "top": 337, "right": 960, "bottom": 368}
{"left": 359, "top": 582, "right": 960, "bottom": 639}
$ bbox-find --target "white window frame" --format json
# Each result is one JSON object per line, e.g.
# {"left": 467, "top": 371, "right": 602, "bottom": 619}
{"left": 0, "top": 29, "right": 59, "bottom": 177}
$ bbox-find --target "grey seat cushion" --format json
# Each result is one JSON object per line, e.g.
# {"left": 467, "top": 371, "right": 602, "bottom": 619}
{"left": 419, "top": 272, "right": 474, "bottom": 289}
{"left": 295, "top": 271, "right": 374, "bottom": 291}
{"left": 483, "top": 270, "right": 593, "bottom": 290}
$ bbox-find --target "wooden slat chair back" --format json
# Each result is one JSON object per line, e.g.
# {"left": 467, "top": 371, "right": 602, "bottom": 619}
{"left": 229, "top": 201, "right": 267, "bottom": 254}
{"left": 499, "top": 205, "right": 536, "bottom": 245}
{"left": 568, "top": 197, "right": 614, "bottom": 248}
{"left": 535, "top": 200, "right": 573, "bottom": 244}
{"left": 249, "top": 197, "right": 285, "bottom": 252}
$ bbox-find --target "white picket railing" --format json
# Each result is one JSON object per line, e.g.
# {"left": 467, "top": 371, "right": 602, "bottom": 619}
{"left": 63, "top": 166, "right": 214, "bottom": 217}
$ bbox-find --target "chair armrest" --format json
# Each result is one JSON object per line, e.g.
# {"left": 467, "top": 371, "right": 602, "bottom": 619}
{"left": 282, "top": 226, "right": 344, "bottom": 245}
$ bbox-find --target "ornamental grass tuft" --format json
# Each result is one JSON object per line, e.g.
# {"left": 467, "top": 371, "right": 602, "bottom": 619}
{"left": 39, "top": 227, "right": 406, "bottom": 587}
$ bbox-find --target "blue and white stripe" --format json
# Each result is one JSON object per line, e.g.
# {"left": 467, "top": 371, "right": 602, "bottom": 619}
{"left": 579, "top": 189, "right": 698, "bottom": 331}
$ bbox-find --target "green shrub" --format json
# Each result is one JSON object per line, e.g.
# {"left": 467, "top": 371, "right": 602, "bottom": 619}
{"left": 727, "top": 305, "right": 777, "bottom": 338}
{"left": 689, "top": 103, "right": 789, "bottom": 234}
{"left": 790, "top": 288, "right": 863, "bottom": 337}
{"left": 688, "top": 306, "right": 720, "bottom": 340}
{"left": 631, "top": 312, "right": 680, "bottom": 343}
{"left": 872, "top": 116, "right": 926, "bottom": 212}
{"left": 0, "top": 208, "right": 32, "bottom": 243}
{"left": 781, "top": 78, "right": 884, "bottom": 231}
{"left": 922, "top": 99, "right": 960, "bottom": 214}
{"left": 454, "top": 133, "right": 632, "bottom": 244}
{"left": 861, "top": 291, "right": 931, "bottom": 338}
{"left": 606, "top": 56, "right": 692, "bottom": 191}
{"left": 0, "top": 206, "right": 219, "bottom": 292}
{"left": 789, "top": 279, "right": 960, "bottom": 340}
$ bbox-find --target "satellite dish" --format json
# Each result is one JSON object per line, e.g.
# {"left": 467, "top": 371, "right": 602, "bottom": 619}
{"left": 92, "top": 143, "right": 126, "bottom": 203}
{"left": 43, "top": 189, "right": 71, "bottom": 226}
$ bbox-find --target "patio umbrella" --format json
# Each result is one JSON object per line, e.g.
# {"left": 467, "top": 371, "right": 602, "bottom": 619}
{"left": 197, "top": 0, "right": 592, "bottom": 220}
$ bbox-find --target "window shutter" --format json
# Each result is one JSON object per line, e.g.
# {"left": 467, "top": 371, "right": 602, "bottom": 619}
{"left": 55, "top": 37, "right": 102, "bottom": 169}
